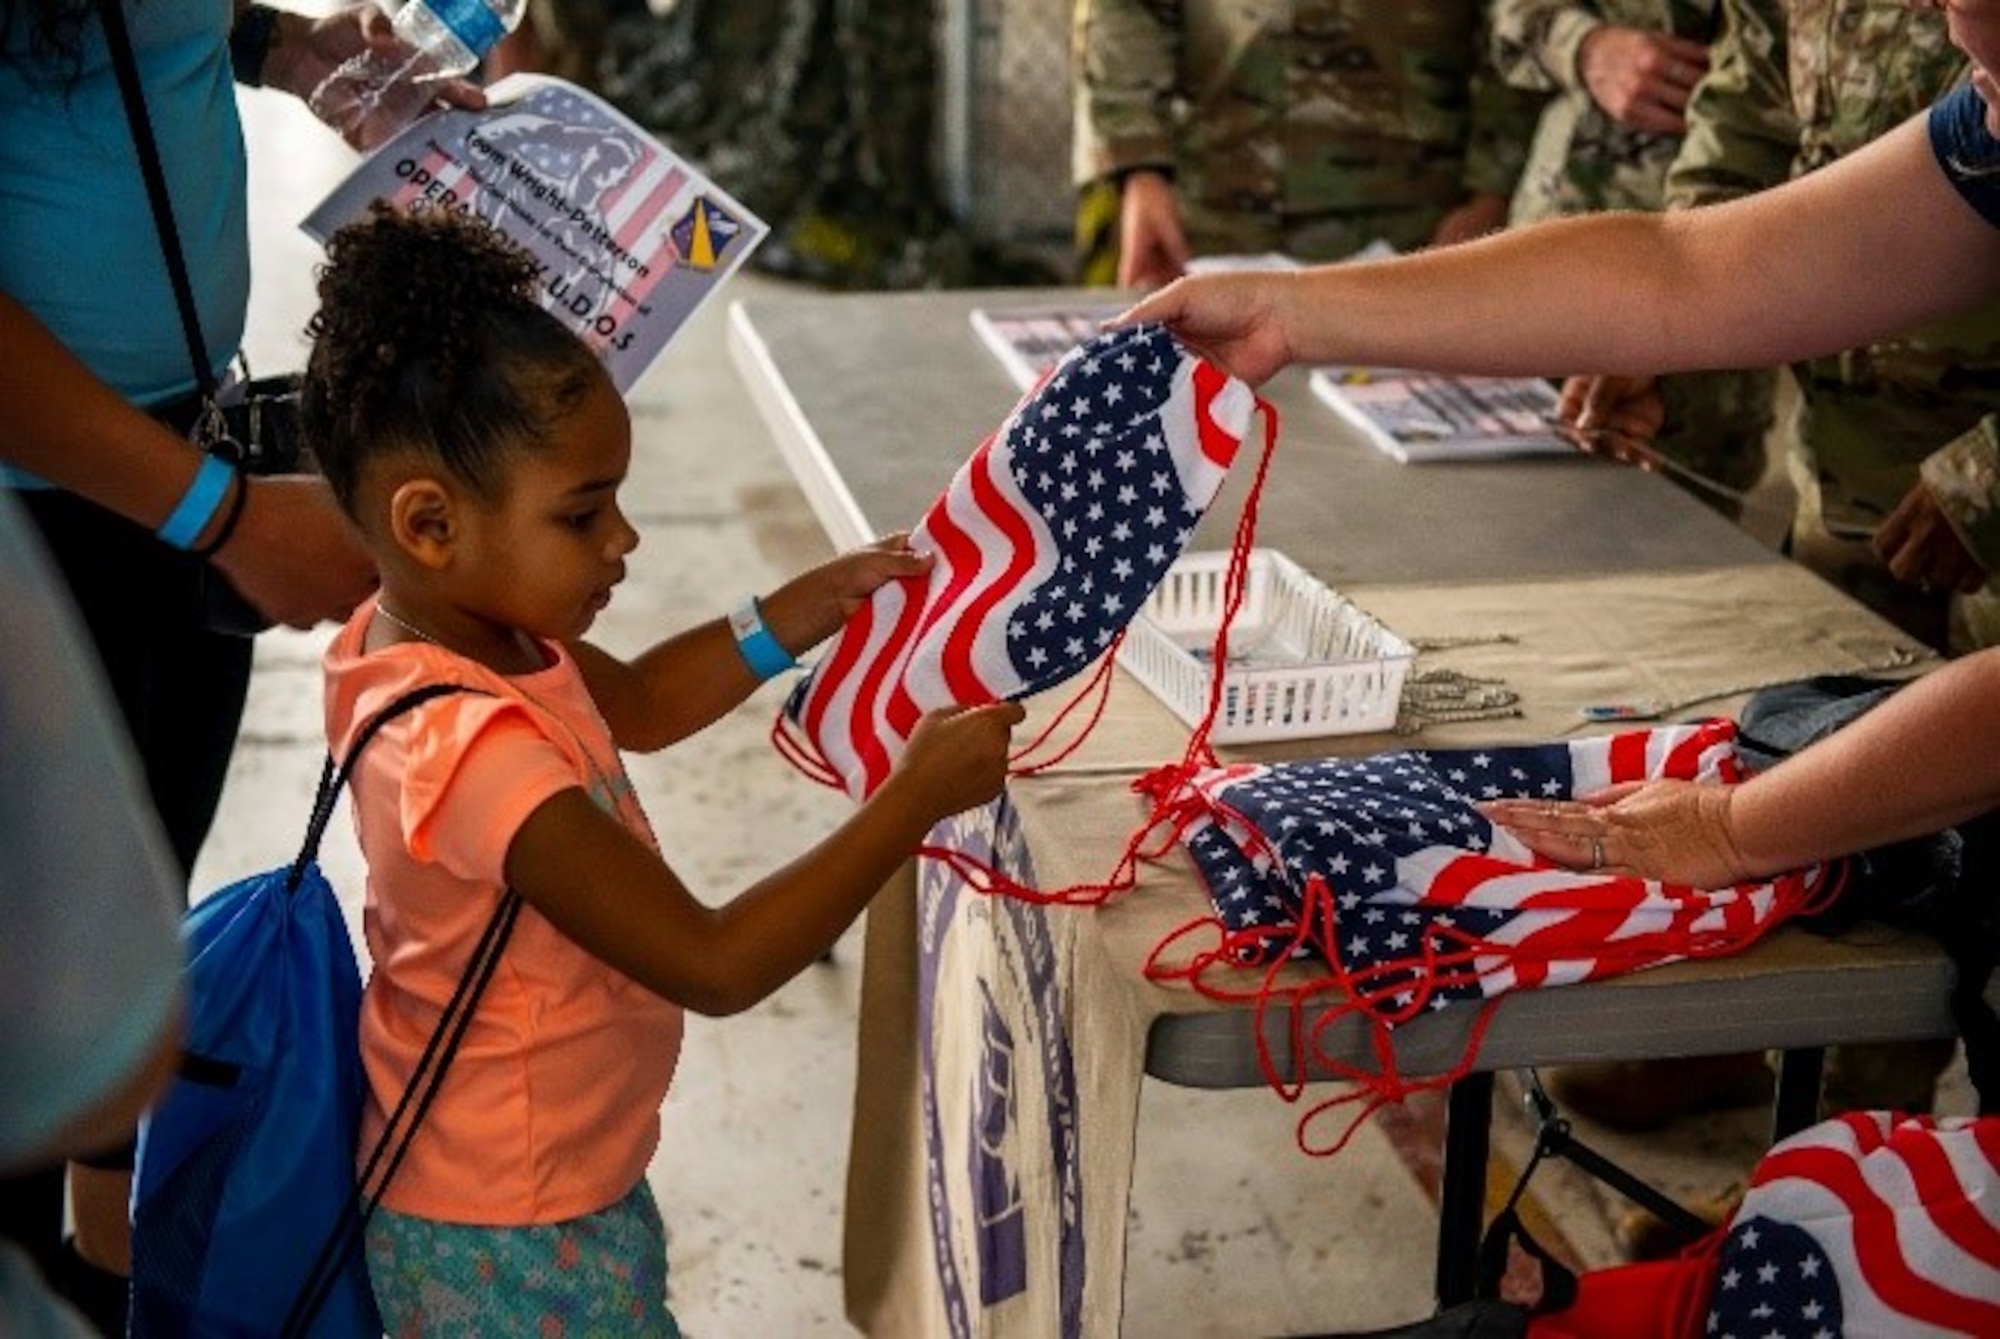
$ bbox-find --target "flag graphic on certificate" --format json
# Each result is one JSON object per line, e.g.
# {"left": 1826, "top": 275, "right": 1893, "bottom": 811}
{"left": 302, "top": 75, "right": 766, "bottom": 393}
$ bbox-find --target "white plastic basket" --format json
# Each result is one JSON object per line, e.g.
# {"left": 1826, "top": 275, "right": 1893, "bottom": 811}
{"left": 1117, "top": 549, "right": 1414, "bottom": 743}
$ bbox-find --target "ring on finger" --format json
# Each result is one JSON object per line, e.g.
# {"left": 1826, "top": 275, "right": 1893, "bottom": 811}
{"left": 1590, "top": 835, "right": 1606, "bottom": 870}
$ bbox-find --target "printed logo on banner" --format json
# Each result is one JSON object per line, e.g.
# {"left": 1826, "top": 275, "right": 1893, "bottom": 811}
{"left": 917, "top": 800, "right": 1085, "bottom": 1337}
{"left": 972, "top": 982, "right": 1025, "bottom": 1301}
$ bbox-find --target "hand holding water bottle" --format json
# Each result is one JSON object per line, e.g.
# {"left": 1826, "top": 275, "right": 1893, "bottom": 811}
{"left": 308, "top": 0, "right": 523, "bottom": 152}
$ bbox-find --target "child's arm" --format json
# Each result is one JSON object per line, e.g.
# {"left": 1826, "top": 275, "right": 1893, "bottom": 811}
{"left": 572, "top": 537, "right": 930, "bottom": 753}
{"left": 500, "top": 699, "right": 1025, "bottom": 1016}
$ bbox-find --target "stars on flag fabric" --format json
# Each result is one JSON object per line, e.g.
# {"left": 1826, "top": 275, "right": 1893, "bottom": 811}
{"left": 1142, "top": 719, "right": 1833, "bottom": 1152}
{"left": 1705, "top": 1112, "right": 2000, "bottom": 1339}
{"left": 782, "top": 322, "right": 1260, "bottom": 799}
{"left": 1155, "top": 720, "right": 1828, "bottom": 999}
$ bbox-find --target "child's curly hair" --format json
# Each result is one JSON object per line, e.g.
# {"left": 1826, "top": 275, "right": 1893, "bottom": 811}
{"left": 303, "top": 202, "right": 603, "bottom": 515}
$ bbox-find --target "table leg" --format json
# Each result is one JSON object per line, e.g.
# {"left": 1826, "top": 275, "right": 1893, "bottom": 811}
{"left": 1434, "top": 1072, "right": 1496, "bottom": 1308}
{"left": 842, "top": 862, "right": 923, "bottom": 1332}
{"left": 1771, "top": 1046, "right": 1825, "bottom": 1140}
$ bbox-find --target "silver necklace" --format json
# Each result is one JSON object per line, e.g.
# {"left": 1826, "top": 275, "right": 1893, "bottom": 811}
{"left": 374, "top": 602, "right": 441, "bottom": 646}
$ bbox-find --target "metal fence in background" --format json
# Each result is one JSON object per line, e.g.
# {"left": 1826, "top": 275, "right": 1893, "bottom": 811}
{"left": 935, "top": 0, "right": 1077, "bottom": 274}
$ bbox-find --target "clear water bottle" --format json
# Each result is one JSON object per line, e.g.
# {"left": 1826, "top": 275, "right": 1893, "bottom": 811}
{"left": 310, "top": 0, "right": 527, "bottom": 151}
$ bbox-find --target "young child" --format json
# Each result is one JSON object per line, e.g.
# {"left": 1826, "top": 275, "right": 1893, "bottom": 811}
{"left": 300, "top": 203, "right": 1022, "bottom": 1335}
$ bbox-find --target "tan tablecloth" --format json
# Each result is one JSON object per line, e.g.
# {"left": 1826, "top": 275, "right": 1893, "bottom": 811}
{"left": 1022, "top": 562, "right": 1931, "bottom": 772}
{"left": 842, "top": 564, "right": 1940, "bottom": 1337}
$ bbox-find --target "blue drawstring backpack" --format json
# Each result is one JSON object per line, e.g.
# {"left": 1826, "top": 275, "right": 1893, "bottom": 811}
{"left": 131, "top": 684, "right": 517, "bottom": 1337}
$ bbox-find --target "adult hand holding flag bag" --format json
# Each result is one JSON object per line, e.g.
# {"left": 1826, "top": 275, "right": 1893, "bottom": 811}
{"left": 776, "top": 321, "right": 1268, "bottom": 802}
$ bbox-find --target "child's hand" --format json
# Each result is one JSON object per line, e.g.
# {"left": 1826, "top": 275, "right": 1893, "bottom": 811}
{"left": 766, "top": 534, "right": 932, "bottom": 651}
{"left": 893, "top": 701, "right": 1027, "bottom": 819}
{"left": 824, "top": 533, "right": 930, "bottom": 616}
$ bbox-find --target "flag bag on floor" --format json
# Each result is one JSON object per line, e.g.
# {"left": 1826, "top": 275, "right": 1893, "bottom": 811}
{"left": 1336, "top": 1110, "right": 2000, "bottom": 1338}
{"left": 1524, "top": 1111, "right": 2000, "bottom": 1338}
{"left": 131, "top": 684, "right": 514, "bottom": 1338}
{"left": 776, "top": 320, "right": 1266, "bottom": 801}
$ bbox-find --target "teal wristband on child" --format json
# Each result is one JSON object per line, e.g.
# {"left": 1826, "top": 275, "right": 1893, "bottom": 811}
{"left": 729, "top": 597, "right": 797, "bottom": 680}
{"left": 158, "top": 454, "right": 235, "bottom": 551}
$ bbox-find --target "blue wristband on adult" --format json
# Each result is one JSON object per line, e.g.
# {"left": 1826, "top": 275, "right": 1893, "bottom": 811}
{"left": 729, "top": 597, "right": 797, "bottom": 680}
{"left": 157, "top": 454, "right": 235, "bottom": 551}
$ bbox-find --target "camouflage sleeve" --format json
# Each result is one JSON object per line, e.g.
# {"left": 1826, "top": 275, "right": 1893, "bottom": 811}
{"left": 1071, "top": 0, "right": 1181, "bottom": 188}
{"left": 1922, "top": 420, "right": 2000, "bottom": 570}
{"left": 1488, "top": 0, "right": 1607, "bottom": 94}
{"left": 1463, "top": 36, "right": 1554, "bottom": 197}
{"left": 1662, "top": 0, "right": 1796, "bottom": 209}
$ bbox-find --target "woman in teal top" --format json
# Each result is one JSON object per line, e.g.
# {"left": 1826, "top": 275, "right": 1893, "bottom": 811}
{"left": 0, "top": 1, "right": 471, "bottom": 1326}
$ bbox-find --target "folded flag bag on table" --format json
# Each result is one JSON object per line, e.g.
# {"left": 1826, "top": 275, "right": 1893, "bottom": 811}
{"left": 1139, "top": 719, "right": 1839, "bottom": 1152}
{"left": 777, "top": 321, "right": 1267, "bottom": 801}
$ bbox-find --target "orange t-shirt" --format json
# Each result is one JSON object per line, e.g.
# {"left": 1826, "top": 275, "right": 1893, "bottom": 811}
{"left": 324, "top": 601, "right": 684, "bottom": 1225}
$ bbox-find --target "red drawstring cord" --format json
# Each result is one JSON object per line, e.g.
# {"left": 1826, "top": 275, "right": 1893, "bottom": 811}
{"left": 767, "top": 389, "right": 1828, "bottom": 1161}
{"left": 908, "top": 396, "right": 1283, "bottom": 906}
{"left": 1004, "top": 629, "right": 1124, "bottom": 776}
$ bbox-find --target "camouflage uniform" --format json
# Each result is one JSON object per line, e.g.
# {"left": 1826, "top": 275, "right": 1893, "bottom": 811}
{"left": 1666, "top": 0, "right": 2000, "bottom": 652}
{"left": 572, "top": 0, "right": 1058, "bottom": 288}
{"left": 1071, "top": 0, "right": 1546, "bottom": 273}
{"left": 1492, "top": 0, "right": 1775, "bottom": 519}
{"left": 1495, "top": 0, "right": 1717, "bottom": 221}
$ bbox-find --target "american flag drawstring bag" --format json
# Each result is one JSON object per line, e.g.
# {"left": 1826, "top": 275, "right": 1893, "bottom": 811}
{"left": 1701, "top": 1111, "right": 2000, "bottom": 1337}
{"left": 1140, "top": 720, "right": 1839, "bottom": 1153}
{"left": 1524, "top": 1111, "right": 2000, "bottom": 1338}
{"left": 776, "top": 322, "right": 1268, "bottom": 805}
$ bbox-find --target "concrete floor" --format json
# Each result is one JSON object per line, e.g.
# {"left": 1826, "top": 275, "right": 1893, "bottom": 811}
{"left": 202, "top": 83, "right": 1970, "bottom": 1337}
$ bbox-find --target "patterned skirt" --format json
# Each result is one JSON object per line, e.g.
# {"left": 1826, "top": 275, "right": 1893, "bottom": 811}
{"left": 366, "top": 1179, "right": 680, "bottom": 1337}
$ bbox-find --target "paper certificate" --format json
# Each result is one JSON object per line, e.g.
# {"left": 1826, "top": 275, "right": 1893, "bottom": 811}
{"left": 1309, "top": 367, "right": 1578, "bottom": 464}
{"left": 302, "top": 74, "right": 767, "bottom": 394}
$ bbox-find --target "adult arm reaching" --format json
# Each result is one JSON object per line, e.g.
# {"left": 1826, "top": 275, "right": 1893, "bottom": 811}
{"left": 1480, "top": 649, "right": 2000, "bottom": 886}
{"left": 1122, "top": 36, "right": 2000, "bottom": 892}
{"left": 1115, "top": 113, "right": 1998, "bottom": 387}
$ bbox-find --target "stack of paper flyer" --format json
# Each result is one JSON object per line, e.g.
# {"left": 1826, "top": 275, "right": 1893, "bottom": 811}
{"left": 1309, "top": 367, "right": 1578, "bottom": 464}
{"left": 302, "top": 74, "right": 766, "bottom": 394}
{"left": 968, "top": 304, "right": 1123, "bottom": 390}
